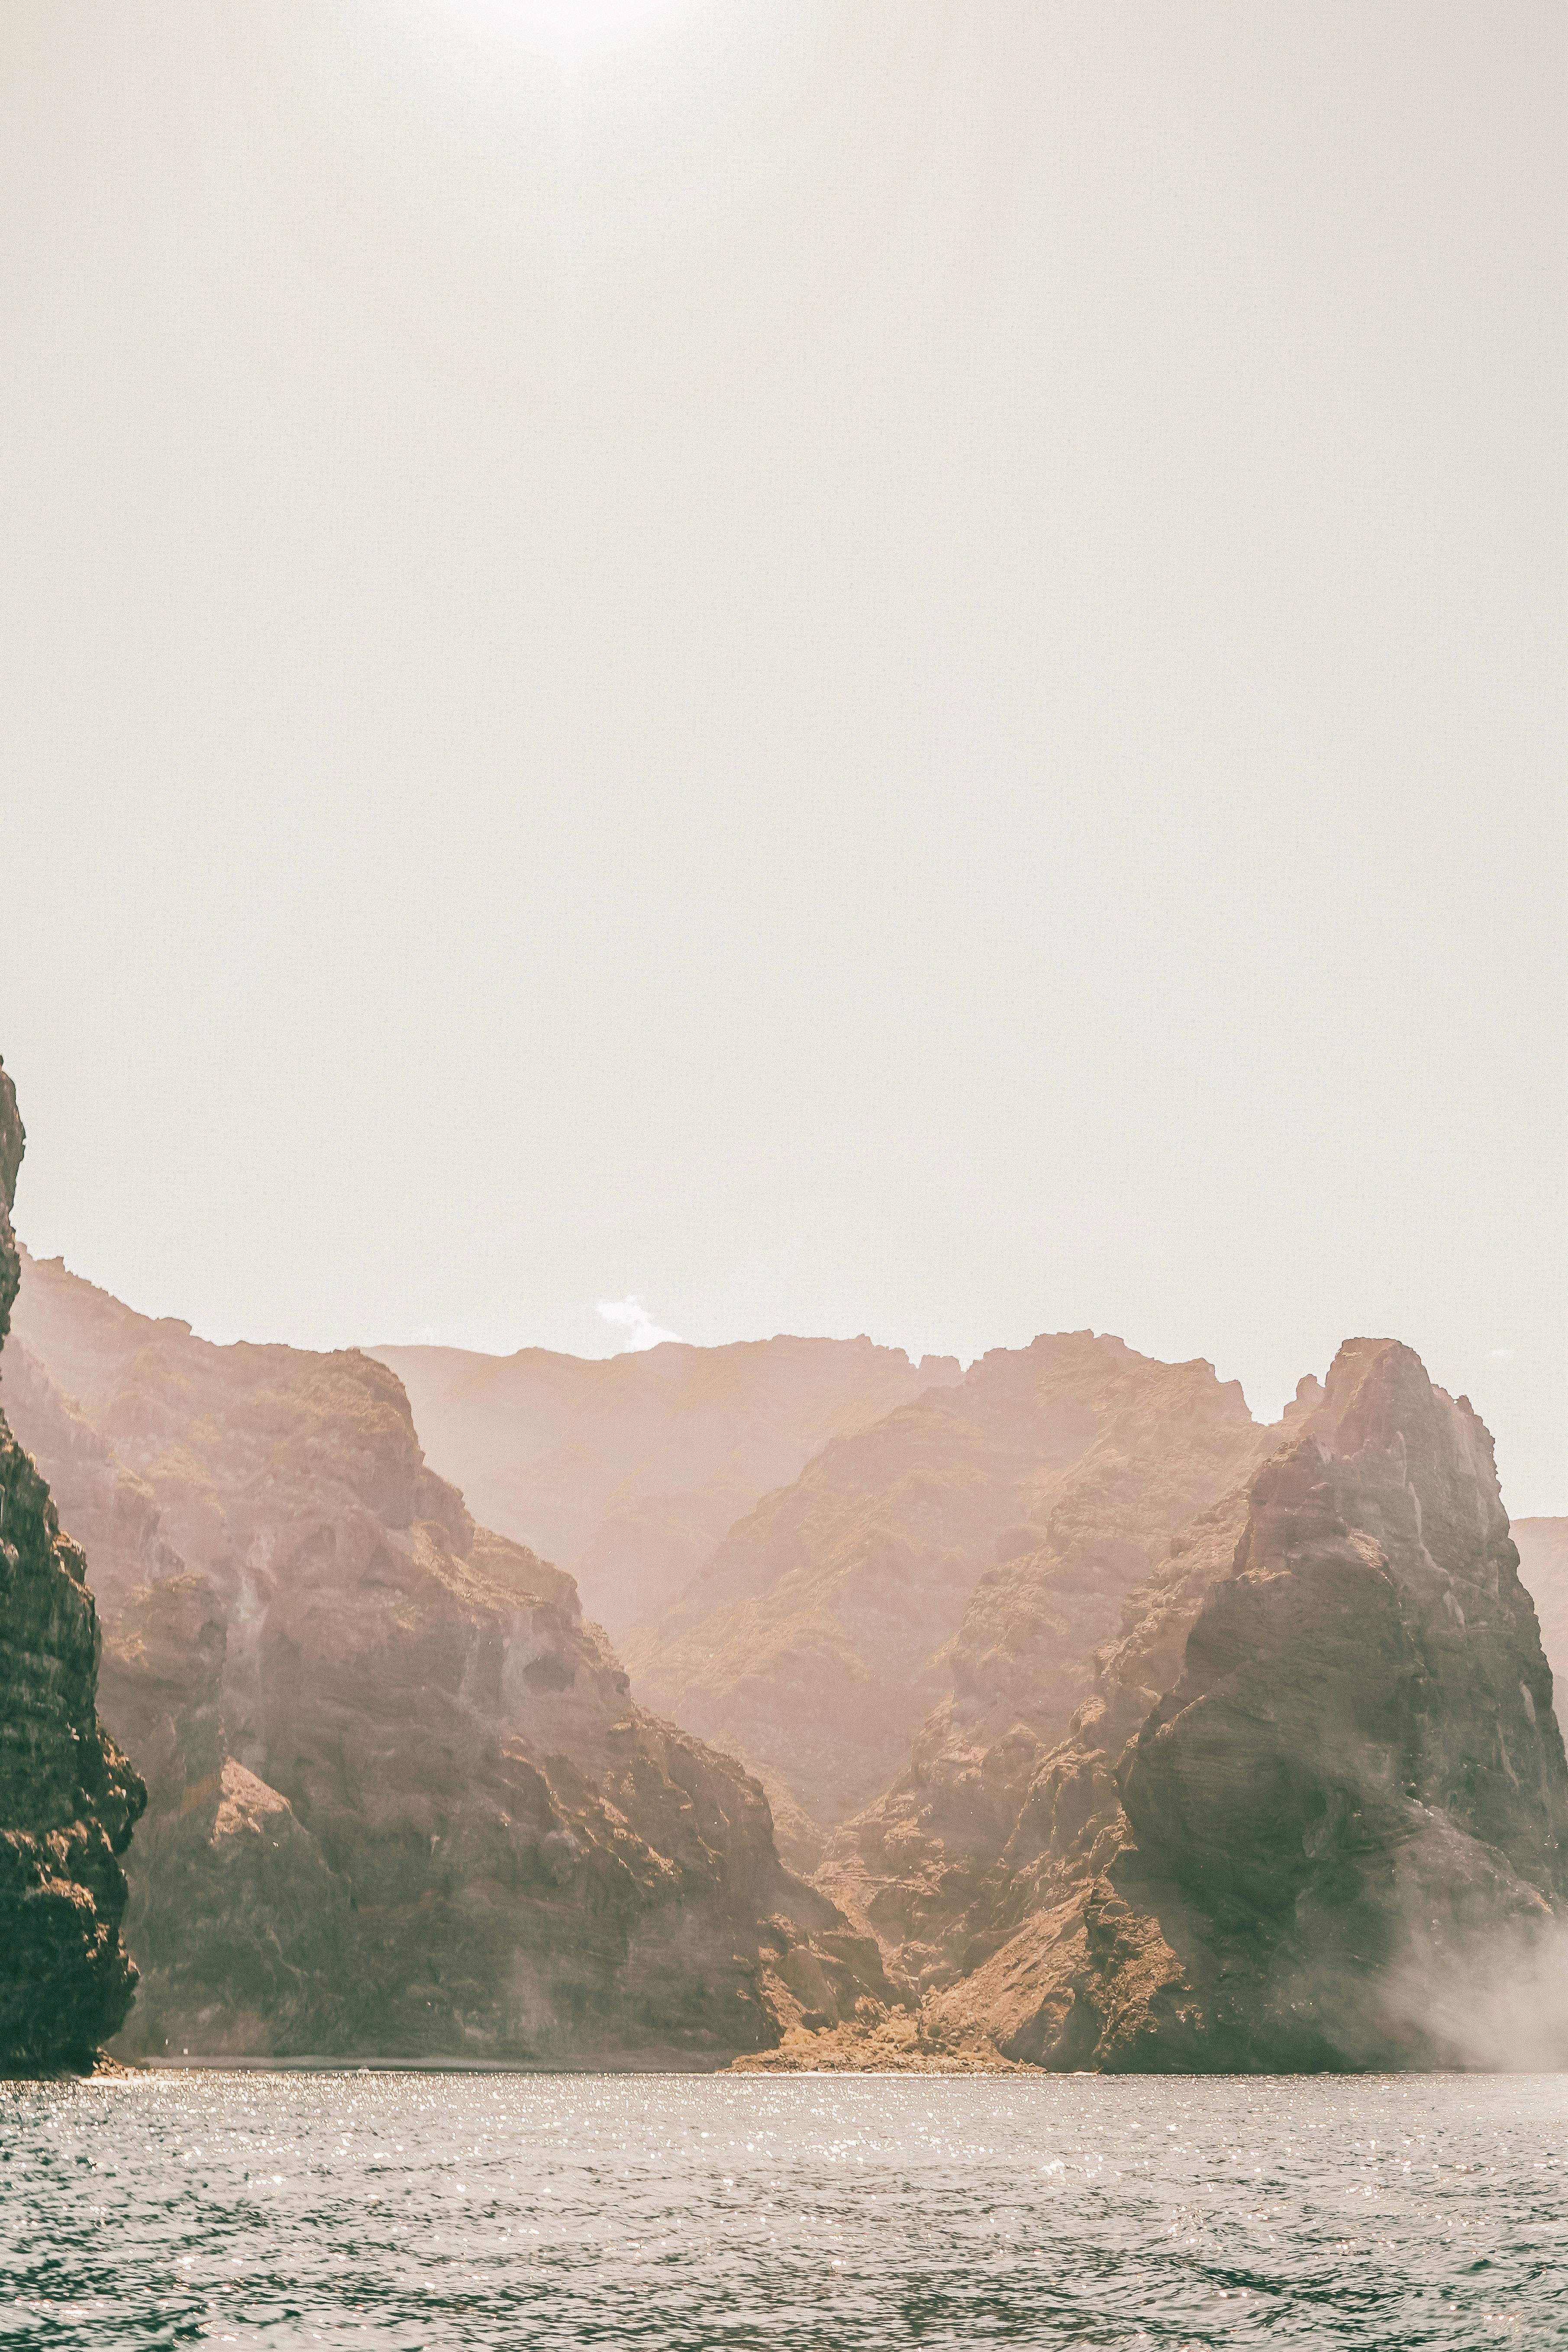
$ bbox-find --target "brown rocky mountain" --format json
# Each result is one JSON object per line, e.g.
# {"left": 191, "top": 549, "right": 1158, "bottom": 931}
{"left": 12, "top": 1055, "right": 1565, "bottom": 2076}
{"left": 0, "top": 1061, "right": 143, "bottom": 2067}
{"left": 813, "top": 1368, "right": 1316, "bottom": 1984}
{"left": 768, "top": 1339, "right": 1568, "bottom": 2072}
{"left": 5, "top": 1248, "right": 887, "bottom": 2063}
{"left": 1513, "top": 1519, "right": 1568, "bottom": 1694}
{"left": 370, "top": 1334, "right": 958, "bottom": 1641}
{"left": 625, "top": 1334, "right": 1271, "bottom": 1860}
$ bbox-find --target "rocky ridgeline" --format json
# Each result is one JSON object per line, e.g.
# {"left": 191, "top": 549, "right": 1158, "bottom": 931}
{"left": 813, "top": 1354, "right": 1301, "bottom": 1991}
{"left": 371, "top": 1332, "right": 958, "bottom": 1643}
{"left": 0, "top": 1062, "right": 143, "bottom": 2066}
{"left": 5, "top": 1250, "right": 887, "bottom": 2062}
{"left": 781, "top": 1339, "right": 1568, "bottom": 2072}
{"left": 626, "top": 1334, "right": 1272, "bottom": 1859}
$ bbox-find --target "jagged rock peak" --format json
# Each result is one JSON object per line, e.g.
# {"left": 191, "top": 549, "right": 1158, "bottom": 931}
{"left": 1125, "top": 1337, "right": 1568, "bottom": 1941}
{"left": 776, "top": 1336, "right": 1568, "bottom": 2075}
{"left": 0, "top": 1055, "right": 145, "bottom": 2066}
{"left": 1009, "top": 1334, "right": 1568, "bottom": 2072}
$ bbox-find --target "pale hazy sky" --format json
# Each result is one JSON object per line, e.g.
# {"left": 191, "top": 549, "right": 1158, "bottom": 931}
{"left": 2, "top": 3, "right": 1565, "bottom": 1507}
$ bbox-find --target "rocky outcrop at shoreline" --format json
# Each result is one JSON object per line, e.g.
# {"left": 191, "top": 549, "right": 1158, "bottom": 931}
{"left": 0, "top": 1060, "right": 144, "bottom": 2068}
{"left": 5, "top": 1249, "right": 887, "bottom": 2064}
{"left": 771, "top": 1340, "right": 1568, "bottom": 2073}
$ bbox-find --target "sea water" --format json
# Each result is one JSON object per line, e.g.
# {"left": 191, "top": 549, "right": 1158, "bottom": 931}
{"left": 1, "top": 2069, "right": 1565, "bottom": 2346}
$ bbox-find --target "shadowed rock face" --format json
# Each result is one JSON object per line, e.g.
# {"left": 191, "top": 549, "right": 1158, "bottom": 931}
{"left": 369, "top": 1336, "right": 957, "bottom": 1642}
{"left": 0, "top": 1061, "right": 144, "bottom": 2066}
{"left": 813, "top": 1357, "right": 1291, "bottom": 1991}
{"left": 6, "top": 1253, "right": 887, "bottom": 2063}
{"left": 626, "top": 1335, "right": 1265, "bottom": 1852}
{"left": 899, "top": 1341, "right": 1568, "bottom": 2074}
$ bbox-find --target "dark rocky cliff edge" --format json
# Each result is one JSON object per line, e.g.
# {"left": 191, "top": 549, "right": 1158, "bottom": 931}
{"left": 0, "top": 1060, "right": 144, "bottom": 2066}
{"left": 5, "top": 1249, "right": 885, "bottom": 2065}
{"left": 752, "top": 1339, "right": 1568, "bottom": 2072}
{"left": 1103, "top": 1340, "right": 1568, "bottom": 2068}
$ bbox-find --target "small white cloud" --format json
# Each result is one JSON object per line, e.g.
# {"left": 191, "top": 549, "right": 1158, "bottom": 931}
{"left": 597, "top": 1294, "right": 684, "bottom": 1353}
{"left": 1486, "top": 1346, "right": 1516, "bottom": 1363}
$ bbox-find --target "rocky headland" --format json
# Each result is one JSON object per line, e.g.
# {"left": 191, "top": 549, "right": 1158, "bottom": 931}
{"left": 5, "top": 1250, "right": 887, "bottom": 2064}
{"left": 768, "top": 1340, "right": 1568, "bottom": 2072}
{"left": 0, "top": 1061, "right": 143, "bottom": 2068}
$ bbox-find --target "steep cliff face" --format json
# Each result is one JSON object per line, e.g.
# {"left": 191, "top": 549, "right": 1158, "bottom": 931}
{"left": 6, "top": 1253, "right": 886, "bottom": 2062}
{"left": 370, "top": 1334, "right": 958, "bottom": 1640}
{"left": 900, "top": 1342, "right": 1568, "bottom": 2073}
{"left": 0, "top": 1061, "right": 144, "bottom": 2066}
{"left": 626, "top": 1335, "right": 1263, "bottom": 1853}
{"left": 814, "top": 1355, "right": 1284, "bottom": 1991}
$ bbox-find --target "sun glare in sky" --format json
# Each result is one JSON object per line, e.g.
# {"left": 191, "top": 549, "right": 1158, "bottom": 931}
{"left": 478, "top": 0, "right": 685, "bottom": 51}
{"left": 380, "top": 0, "right": 729, "bottom": 135}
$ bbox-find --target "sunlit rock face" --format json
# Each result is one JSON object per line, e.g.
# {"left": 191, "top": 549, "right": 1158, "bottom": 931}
{"left": 370, "top": 1333, "right": 956, "bottom": 1643}
{"left": 900, "top": 1340, "right": 1568, "bottom": 2074}
{"left": 813, "top": 1356, "right": 1293, "bottom": 1992}
{"left": 627, "top": 1333, "right": 1268, "bottom": 1857}
{"left": 0, "top": 1059, "right": 144, "bottom": 2066}
{"left": 6, "top": 1252, "right": 887, "bottom": 2063}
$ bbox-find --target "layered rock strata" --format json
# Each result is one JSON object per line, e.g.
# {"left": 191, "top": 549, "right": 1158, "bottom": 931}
{"left": 6, "top": 1252, "right": 886, "bottom": 2062}
{"left": 0, "top": 1061, "right": 144, "bottom": 2065}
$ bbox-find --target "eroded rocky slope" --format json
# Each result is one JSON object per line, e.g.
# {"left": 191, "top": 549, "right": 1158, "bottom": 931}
{"left": 781, "top": 1339, "right": 1568, "bottom": 2073}
{"left": 626, "top": 1334, "right": 1268, "bottom": 1858}
{"left": 0, "top": 1063, "right": 143, "bottom": 2066}
{"left": 371, "top": 1335, "right": 958, "bottom": 1640}
{"left": 6, "top": 1252, "right": 886, "bottom": 2062}
{"left": 814, "top": 1361, "right": 1306, "bottom": 1985}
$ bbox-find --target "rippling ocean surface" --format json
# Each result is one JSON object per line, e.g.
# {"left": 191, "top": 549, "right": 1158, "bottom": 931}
{"left": 2, "top": 2069, "right": 1565, "bottom": 2347}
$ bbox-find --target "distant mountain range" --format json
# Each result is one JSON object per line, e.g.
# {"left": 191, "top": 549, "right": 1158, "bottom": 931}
{"left": 369, "top": 1332, "right": 959, "bottom": 1640}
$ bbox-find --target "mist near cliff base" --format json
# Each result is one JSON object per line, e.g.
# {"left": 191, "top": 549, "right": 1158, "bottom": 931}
{"left": 1379, "top": 1916, "right": 1568, "bottom": 2075}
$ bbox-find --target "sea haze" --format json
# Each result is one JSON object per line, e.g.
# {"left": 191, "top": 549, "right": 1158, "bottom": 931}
{"left": 2, "top": 2071, "right": 1564, "bottom": 2347}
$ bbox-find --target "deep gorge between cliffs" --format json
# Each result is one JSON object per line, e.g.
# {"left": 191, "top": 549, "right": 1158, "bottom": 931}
{"left": 3, "top": 1049, "right": 1568, "bottom": 2077}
